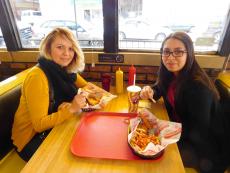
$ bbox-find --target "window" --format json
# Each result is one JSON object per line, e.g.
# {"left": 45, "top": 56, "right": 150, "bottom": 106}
{"left": 1, "top": 0, "right": 229, "bottom": 54}
{"left": 118, "top": 0, "right": 230, "bottom": 52}
{"left": 10, "top": 0, "right": 103, "bottom": 48}
{"left": 0, "top": 27, "right": 6, "bottom": 48}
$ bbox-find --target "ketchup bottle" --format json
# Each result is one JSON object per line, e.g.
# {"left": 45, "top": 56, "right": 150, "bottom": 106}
{"left": 128, "top": 65, "right": 136, "bottom": 86}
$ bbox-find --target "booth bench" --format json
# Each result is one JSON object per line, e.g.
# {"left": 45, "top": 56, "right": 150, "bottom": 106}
{"left": 0, "top": 69, "right": 30, "bottom": 173}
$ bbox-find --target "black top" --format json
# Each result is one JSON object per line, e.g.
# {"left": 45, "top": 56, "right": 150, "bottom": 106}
{"left": 152, "top": 79, "right": 228, "bottom": 172}
{"left": 38, "top": 57, "right": 78, "bottom": 112}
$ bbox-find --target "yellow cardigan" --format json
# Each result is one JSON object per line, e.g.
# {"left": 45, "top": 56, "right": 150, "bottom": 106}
{"left": 11, "top": 66, "right": 87, "bottom": 151}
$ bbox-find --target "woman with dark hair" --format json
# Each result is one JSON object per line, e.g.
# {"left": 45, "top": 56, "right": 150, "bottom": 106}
{"left": 140, "top": 32, "right": 228, "bottom": 172}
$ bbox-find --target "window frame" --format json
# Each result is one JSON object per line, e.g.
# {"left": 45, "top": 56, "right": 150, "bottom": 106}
{"left": 0, "top": 0, "right": 229, "bottom": 56}
{"left": 218, "top": 9, "right": 230, "bottom": 56}
{"left": 0, "top": 0, "right": 22, "bottom": 50}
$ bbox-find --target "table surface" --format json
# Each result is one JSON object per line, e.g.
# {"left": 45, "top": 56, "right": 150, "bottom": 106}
{"left": 21, "top": 86, "right": 185, "bottom": 173}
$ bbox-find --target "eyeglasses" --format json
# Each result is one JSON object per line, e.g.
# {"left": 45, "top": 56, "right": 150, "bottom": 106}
{"left": 161, "top": 50, "right": 187, "bottom": 58}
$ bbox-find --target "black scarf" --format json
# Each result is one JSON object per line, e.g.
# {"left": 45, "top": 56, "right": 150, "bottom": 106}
{"left": 38, "top": 57, "right": 78, "bottom": 112}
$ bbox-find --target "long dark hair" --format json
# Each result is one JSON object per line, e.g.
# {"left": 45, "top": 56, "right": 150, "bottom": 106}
{"left": 157, "top": 32, "right": 219, "bottom": 100}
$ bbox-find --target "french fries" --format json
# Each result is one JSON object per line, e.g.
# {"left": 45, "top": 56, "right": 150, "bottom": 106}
{"left": 130, "top": 127, "right": 160, "bottom": 150}
{"left": 130, "top": 112, "right": 160, "bottom": 151}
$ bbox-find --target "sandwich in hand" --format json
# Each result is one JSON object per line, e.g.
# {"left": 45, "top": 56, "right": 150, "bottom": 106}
{"left": 86, "top": 92, "right": 103, "bottom": 106}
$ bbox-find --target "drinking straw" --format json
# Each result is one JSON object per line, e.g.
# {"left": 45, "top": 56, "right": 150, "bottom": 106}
{"left": 133, "top": 74, "right": 136, "bottom": 86}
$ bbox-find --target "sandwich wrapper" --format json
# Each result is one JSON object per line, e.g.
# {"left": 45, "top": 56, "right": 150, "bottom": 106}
{"left": 128, "top": 108, "right": 182, "bottom": 157}
{"left": 78, "top": 82, "right": 117, "bottom": 111}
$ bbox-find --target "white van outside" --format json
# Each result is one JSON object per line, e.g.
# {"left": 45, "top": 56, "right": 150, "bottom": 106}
{"left": 21, "top": 10, "right": 43, "bottom": 26}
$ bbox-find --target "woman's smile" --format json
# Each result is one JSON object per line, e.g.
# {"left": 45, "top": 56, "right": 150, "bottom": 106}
{"left": 162, "top": 38, "right": 187, "bottom": 75}
{"left": 50, "top": 36, "right": 75, "bottom": 67}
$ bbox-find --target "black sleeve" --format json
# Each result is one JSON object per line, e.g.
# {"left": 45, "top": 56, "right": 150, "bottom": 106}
{"left": 184, "top": 83, "right": 218, "bottom": 157}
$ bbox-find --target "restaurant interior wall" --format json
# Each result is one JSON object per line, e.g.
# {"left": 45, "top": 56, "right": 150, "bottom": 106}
{"left": 0, "top": 51, "right": 228, "bottom": 83}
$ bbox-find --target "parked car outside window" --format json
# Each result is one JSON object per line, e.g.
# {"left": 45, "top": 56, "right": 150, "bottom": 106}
{"left": 205, "top": 20, "right": 224, "bottom": 43}
{"left": 187, "top": 20, "right": 224, "bottom": 46}
{"left": 32, "top": 20, "right": 103, "bottom": 46}
{"left": 165, "top": 25, "right": 195, "bottom": 33}
{"left": 119, "top": 19, "right": 172, "bottom": 41}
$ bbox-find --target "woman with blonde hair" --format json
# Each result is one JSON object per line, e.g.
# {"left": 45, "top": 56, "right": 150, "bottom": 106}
{"left": 12, "top": 27, "right": 88, "bottom": 161}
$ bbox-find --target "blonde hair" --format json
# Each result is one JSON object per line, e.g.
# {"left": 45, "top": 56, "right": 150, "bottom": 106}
{"left": 39, "top": 27, "right": 85, "bottom": 73}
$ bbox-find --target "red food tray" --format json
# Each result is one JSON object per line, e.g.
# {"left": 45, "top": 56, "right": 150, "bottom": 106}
{"left": 70, "top": 112, "right": 162, "bottom": 160}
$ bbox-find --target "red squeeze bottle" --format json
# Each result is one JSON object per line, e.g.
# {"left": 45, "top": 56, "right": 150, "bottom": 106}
{"left": 128, "top": 65, "right": 136, "bottom": 86}
{"left": 102, "top": 73, "right": 111, "bottom": 92}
